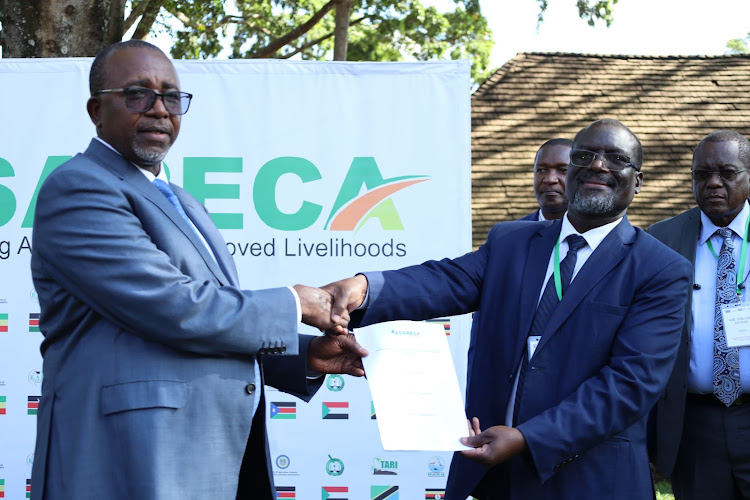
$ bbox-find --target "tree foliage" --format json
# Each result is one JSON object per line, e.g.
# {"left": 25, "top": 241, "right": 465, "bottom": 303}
{"left": 727, "top": 32, "right": 750, "bottom": 54}
{"left": 537, "top": 0, "right": 620, "bottom": 27}
{"left": 126, "top": 0, "right": 494, "bottom": 83}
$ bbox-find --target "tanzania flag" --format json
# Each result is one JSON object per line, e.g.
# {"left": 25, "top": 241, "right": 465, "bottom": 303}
{"left": 425, "top": 489, "right": 446, "bottom": 499}
{"left": 276, "top": 486, "right": 295, "bottom": 499}
{"left": 0, "top": 396, "right": 6, "bottom": 415}
{"left": 371, "top": 485, "right": 398, "bottom": 500}
{"left": 322, "top": 401, "right": 349, "bottom": 419}
{"left": 0, "top": 478, "right": 5, "bottom": 498}
{"left": 0, "top": 313, "right": 7, "bottom": 332}
{"left": 270, "top": 402, "right": 296, "bottom": 419}
{"left": 370, "top": 400, "right": 376, "bottom": 419}
{"left": 321, "top": 486, "right": 348, "bottom": 500}
{"left": 29, "top": 313, "right": 40, "bottom": 333}
{"left": 27, "top": 396, "right": 40, "bottom": 415}
{"left": 26, "top": 479, "right": 31, "bottom": 498}
{"left": 425, "top": 318, "right": 450, "bottom": 335}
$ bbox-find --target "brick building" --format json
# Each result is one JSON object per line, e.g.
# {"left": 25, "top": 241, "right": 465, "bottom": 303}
{"left": 471, "top": 52, "right": 750, "bottom": 248}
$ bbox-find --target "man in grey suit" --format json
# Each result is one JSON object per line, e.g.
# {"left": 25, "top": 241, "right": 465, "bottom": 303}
{"left": 520, "top": 138, "right": 573, "bottom": 221}
{"left": 30, "top": 40, "right": 366, "bottom": 500}
{"left": 649, "top": 129, "right": 750, "bottom": 499}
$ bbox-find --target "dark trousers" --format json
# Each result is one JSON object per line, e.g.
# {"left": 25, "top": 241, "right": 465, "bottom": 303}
{"left": 672, "top": 394, "right": 750, "bottom": 500}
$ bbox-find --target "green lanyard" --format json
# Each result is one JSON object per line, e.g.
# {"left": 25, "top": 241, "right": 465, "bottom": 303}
{"left": 706, "top": 215, "right": 750, "bottom": 295}
{"left": 552, "top": 236, "right": 579, "bottom": 301}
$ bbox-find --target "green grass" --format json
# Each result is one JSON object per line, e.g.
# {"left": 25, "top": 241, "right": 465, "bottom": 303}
{"left": 655, "top": 480, "right": 675, "bottom": 500}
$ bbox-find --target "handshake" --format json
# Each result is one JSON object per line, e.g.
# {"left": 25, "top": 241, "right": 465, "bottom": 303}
{"left": 292, "top": 275, "right": 371, "bottom": 377}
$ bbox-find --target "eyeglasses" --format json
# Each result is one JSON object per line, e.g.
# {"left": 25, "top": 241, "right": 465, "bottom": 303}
{"left": 95, "top": 87, "right": 193, "bottom": 115}
{"left": 691, "top": 169, "right": 749, "bottom": 182}
{"left": 569, "top": 149, "right": 639, "bottom": 171}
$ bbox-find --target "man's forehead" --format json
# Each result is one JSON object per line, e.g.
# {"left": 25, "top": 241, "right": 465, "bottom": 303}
{"left": 574, "top": 124, "right": 634, "bottom": 153}
{"left": 104, "top": 47, "right": 178, "bottom": 86}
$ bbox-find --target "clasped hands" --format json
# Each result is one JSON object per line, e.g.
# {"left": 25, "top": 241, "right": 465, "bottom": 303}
{"left": 294, "top": 276, "right": 369, "bottom": 378}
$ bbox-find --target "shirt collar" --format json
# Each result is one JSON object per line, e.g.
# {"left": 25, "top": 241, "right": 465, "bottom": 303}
{"left": 537, "top": 209, "right": 547, "bottom": 222}
{"left": 699, "top": 200, "right": 750, "bottom": 245}
{"left": 558, "top": 212, "right": 623, "bottom": 252}
{"left": 93, "top": 137, "right": 166, "bottom": 182}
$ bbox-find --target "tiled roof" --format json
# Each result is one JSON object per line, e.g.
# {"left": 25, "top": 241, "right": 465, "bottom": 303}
{"left": 471, "top": 52, "right": 750, "bottom": 249}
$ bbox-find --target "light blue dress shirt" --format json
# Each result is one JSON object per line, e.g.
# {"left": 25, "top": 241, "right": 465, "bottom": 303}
{"left": 688, "top": 201, "right": 750, "bottom": 394}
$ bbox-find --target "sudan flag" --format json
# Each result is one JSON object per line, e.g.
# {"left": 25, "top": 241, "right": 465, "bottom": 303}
{"left": 321, "top": 486, "right": 348, "bottom": 500}
{"left": 322, "top": 401, "right": 349, "bottom": 419}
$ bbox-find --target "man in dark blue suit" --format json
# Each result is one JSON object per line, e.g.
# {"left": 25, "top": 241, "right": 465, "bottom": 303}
{"left": 324, "top": 119, "right": 692, "bottom": 499}
{"left": 521, "top": 138, "right": 573, "bottom": 222}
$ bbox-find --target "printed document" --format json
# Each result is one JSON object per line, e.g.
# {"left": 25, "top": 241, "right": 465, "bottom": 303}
{"left": 354, "top": 320, "right": 471, "bottom": 451}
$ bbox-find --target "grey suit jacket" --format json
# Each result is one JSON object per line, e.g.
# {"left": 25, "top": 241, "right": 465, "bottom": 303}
{"left": 647, "top": 206, "right": 700, "bottom": 477}
{"left": 30, "top": 139, "right": 318, "bottom": 499}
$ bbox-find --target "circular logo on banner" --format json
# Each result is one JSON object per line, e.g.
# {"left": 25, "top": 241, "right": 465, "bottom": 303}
{"left": 428, "top": 456, "right": 445, "bottom": 473}
{"left": 326, "top": 375, "right": 345, "bottom": 392}
{"left": 27, "top": 453, "right": 34, "bottom": 468}
{"left": 30, "top": 289, "right": 39, "bottom": 303}
{"left": 28, "top": 370, "right": 42, "bottom": 386}
{"left": 326, "top": 455, "right": 344, "bottom": 476}
{"left": 275, "top": 455, "right": 290, "bottom": 469}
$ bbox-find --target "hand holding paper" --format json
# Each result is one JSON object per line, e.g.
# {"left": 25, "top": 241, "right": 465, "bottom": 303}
{"left": 354, "top": 320, "right": 471, "bottom": 451}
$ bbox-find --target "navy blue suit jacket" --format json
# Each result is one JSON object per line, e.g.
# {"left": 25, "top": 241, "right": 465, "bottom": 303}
{"left": 356, "top": 217, "right": 691, "bottom": 499}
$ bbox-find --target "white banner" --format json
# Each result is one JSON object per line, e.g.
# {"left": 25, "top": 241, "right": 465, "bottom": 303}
{"left": 0, "top": 58, "right": 472, "bottom": 500}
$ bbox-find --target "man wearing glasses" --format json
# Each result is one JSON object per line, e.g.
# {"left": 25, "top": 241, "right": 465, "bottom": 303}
{"left": 29, "top": 40, "right": 366, "bottom": 500}
{"left": 323, "top": 118, "right": 691, "bottom": 499}
{"left": 649, "top": 130, "right": 750, "bottom": 500}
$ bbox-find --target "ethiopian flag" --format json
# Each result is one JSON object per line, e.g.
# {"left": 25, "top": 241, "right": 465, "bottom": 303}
{"left": 0, "top": 313, "right": 7, "bottom": 332}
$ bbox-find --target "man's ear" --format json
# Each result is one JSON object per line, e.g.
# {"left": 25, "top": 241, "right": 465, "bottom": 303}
{"left": 86, "top": 96, "right": 101, "bottom": 129}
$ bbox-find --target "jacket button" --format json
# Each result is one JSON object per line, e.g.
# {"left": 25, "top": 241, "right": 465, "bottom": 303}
{"left": 245, "top": 383, "right": 256, "bottom": 394}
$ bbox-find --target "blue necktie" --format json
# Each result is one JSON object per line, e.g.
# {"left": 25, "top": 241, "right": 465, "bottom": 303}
{"left": 513, "top": 234, "right": 587, "bottom": 425}
{"left": 152, "top": 179, "right": 193, "bottom": 228}
{"left": 713, "top": 228, "right": 742, "bottom": 406}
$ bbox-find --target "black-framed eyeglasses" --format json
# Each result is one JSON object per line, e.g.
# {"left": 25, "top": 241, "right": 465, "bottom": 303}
{"left": 569, "top": 149, "right": 639, "bottom": 171}
{"left": 95, "top": 87, "right": 193, "bottom": 115}
{"left": 691, "top": 169, "right": 749, "bottom": 182}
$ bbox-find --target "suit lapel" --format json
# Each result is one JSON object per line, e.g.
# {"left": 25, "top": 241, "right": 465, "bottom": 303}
{"left": 534, "top": 217, "right": 634, "bottom": 352}
{"left": 84, "top": 140, "right": 233, "bottom": 286}
{"left": 675, "top": 208, "right": 700, "bottom": 265}
{"left": 178, "top": 193, "right": 239, "bottom": 287}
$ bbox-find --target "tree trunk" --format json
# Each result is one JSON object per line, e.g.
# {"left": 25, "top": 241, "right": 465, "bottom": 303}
{"left": 0, "top": 0, "right": 126, "bottom": 58}
{"left": 333, "top": 0, "right": 352, "bottom": 61}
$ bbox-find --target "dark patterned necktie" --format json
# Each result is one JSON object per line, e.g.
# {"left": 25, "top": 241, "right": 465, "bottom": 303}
{"left": 713, "top": 227, "right": 742, "bottom": 406}
{"left": 513, "top": 234, "right": 587, "bottom": 425}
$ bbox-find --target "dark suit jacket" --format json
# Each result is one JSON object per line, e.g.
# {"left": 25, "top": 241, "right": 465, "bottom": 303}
{"left": 355, "top": 217, "right": 691, "bottom": 499}
{"left": 647, "top": 207, "right": 700, "bottom": 477}
{"left": 30, "top": 139, "right": 319, "bottom": 500}
{"left": 519, "top": 210, "right": 541, "bottom": 221}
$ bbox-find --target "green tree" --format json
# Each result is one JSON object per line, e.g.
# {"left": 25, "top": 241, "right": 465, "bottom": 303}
{"left": 727, "top": 32, "right": 750, "bottom": 54}
{"left": 0, "top": 1, "right": 624, "bottom": 85}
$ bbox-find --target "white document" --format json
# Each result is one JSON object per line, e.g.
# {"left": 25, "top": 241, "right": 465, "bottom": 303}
{"left": 722, "top": 303, "right": 750, "bottom": 347}
{"left": 354, "top": 320, "right": 471, "bottom": 451}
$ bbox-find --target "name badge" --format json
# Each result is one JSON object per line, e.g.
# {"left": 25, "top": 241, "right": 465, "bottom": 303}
{"left": 527, "top": 335, "right": 541, "bottom": 360}
{"left": 721, "top": 303, "right": 750, "bottom": 348}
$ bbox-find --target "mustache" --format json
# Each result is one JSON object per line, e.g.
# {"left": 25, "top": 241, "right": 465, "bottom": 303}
{"left": 574, "top": 170, "right": 615, "bottom": 187}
